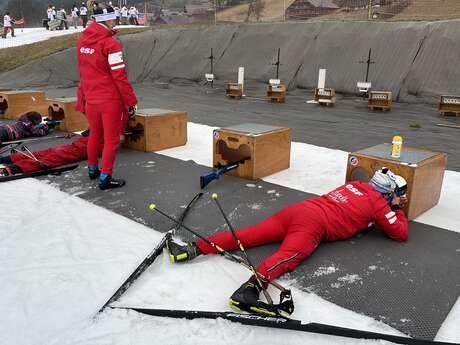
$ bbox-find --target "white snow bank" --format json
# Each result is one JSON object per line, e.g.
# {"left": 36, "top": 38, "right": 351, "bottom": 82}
{"left": 158, "top": 122, "right": 460, "bottom": 233}
{"left": 0, "top": 178, "right": 408, "bottom": 345}
{"left": 0, "top": 25, "right": 147, "bottom": 50}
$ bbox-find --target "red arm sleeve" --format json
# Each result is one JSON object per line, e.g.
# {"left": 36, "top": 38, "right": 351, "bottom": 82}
{"left": 105, "top": 39, "right": 138, "bottom": 109}
{"left": 374, "top": 198, "right": 409, "bottom": 242}
{"left": 75, "top": 83, "right": 86, "bottom": 113}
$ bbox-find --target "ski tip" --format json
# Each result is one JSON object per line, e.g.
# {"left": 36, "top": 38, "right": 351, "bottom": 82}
{"left": 148, "top": 203, "right": 156, "bottom": 210}
{"left": 211, "top": 193, "right": 218, "bottom": 200}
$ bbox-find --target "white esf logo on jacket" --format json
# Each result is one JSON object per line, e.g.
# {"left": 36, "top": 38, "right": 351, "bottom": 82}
{"left": 80, "top": 47, "right": 95, "bottom": 55}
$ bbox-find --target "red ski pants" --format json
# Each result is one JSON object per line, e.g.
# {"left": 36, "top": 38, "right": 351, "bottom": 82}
{"left": 85, "top": 101, "right": 125, "bottom": 175}
{"left": 196, "top": 201, "right": 327, "bottom": 281}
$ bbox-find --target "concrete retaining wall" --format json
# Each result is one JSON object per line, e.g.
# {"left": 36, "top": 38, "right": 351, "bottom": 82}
{"left": 2, "top": 20, "right": 460, "bottom": 103}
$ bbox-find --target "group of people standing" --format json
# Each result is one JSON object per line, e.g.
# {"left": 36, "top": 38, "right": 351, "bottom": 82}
{"left": 46, "top": 2, "right": 140, "bottom": 31}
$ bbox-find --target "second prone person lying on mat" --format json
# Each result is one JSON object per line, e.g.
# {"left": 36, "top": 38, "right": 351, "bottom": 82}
{"left": 0, "top": 112, "right": 56, "bottom": 145}
{"left": 167, "top": 168, "right": 409, "bottom": 316}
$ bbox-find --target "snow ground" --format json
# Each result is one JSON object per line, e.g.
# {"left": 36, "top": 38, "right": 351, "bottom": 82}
{"left": 0, "top": 25, "right": 146, "bottom": 50}
{"left": 1, "top": 179, "right": 451, "bottom": 345}
{"left": 1, "top": 122, "right": 459, "bottom": 345}
{"left": 159, "top": 122, "right": 460, "bottom": 234}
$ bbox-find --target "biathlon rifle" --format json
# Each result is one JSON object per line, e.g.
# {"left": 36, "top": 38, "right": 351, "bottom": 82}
{"left": 200, "top": 157, "right": 249, "bottom": 189}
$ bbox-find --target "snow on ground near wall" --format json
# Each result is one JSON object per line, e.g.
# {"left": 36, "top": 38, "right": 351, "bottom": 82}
{"left": 0, "top": 25, "right": 146, "bottom": 50}
{"left": 158, "top": 122, "right": 460, "bottom": 234}
{"left": 1, "top": 179, "right": 406, "bottom": 345}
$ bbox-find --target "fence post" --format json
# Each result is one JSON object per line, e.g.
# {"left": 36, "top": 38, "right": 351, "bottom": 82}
{"left": 368, "top": 0, "right": 373, "bottom": 20}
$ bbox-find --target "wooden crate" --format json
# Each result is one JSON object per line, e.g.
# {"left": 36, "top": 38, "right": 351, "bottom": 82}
{"left": 314, "top": 88, "right": 336, "bottom": 106}
{"left": 368, "top": 91, "right": 392, "bottom": 111}
{"left": 439, "top": 95, "right": 460, "bottom": 116}
{"left": 226, "top": 82, "right": 243, "bottom": 99}
{"left": 124, "top": 108, "right": 187, "bottom": 152}
{"left": 213, "top": 123, "right": 291, "bottom": 180}
{"left": 47, "top": 97, "right": 88, "bottom": 132}
{"left": 0, "top": 90, "right": 48, "bottom": 119}
{"left": 346, "top": 143, "right": 446, "bottom": 220}
{"left": 267, "top": 83, "right": 287, "bottom": 103}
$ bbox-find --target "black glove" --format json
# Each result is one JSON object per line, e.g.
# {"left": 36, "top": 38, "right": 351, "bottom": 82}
{"left": 128, "top": 104, "right": 138, "bottom": 118}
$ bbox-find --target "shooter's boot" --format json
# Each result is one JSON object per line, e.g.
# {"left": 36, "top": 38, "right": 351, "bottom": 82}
{"left": 167, "top": 239, "right": 202, "bottom": 263}
{"left": 229, "top": 277, "right": 279, "bottom": 316}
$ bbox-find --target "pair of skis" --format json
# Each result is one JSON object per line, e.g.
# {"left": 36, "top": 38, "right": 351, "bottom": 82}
{"left": 113, "top": 307, "right": 457, "bottom": 345}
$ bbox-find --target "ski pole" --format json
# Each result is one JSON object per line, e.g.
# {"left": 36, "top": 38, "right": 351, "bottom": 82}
{"left": 148, "top": 203, "right": 285, "bottom": 291}
{"left": 211, "top": 193, "right": 273, "bottom": 305}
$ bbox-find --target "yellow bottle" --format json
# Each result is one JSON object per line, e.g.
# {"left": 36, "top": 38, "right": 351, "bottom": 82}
{"left": 391, "top": 135, "right": 402, "bottom": 158}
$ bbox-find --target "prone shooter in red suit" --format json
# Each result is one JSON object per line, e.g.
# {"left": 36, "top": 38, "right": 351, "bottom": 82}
{"left": 0, "top": 131, "right": 89, "bottom": 176}
{"left": 76, "top": 4, "right": 137, "bottom": 191}
{"left": 167, "top": 168, "right": 409, "bottom": 316}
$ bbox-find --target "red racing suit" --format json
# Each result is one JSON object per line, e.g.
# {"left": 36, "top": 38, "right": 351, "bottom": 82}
{"left": 196, "top": 181, "right": 408, "bottom": 281}
{"left": 10, "top": 136, "right": 89, "bottom": 173}
{"left": 76, "top": 22, "right": 137, "bottom": 175}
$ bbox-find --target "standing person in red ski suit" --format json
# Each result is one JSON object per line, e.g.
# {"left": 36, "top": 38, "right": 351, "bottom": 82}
{"left": 76, "top": 4, "right": 137, "bottom": 190}
{"left": 167, "top": 168, "right": 409, "bottom": 316}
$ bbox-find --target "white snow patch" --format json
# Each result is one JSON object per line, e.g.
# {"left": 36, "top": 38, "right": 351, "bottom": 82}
{"left": 0, "top": 25, "right": 147, "bottom": 50}
{"left": 313, "top": 266, "right": 339, "bottom": 277}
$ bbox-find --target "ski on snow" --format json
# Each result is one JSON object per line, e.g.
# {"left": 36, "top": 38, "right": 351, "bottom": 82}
{"left": 113, "top": 307, "right": 459, "bottom": 345}
{"left": 0, "top": 164, "right": 79, "bottom": 183}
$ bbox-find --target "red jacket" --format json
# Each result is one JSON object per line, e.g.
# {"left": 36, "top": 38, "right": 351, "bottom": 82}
{"left": 308, "top": 181, "right": 408, "bottom": 242}
{"left": 76, "top": 22, "right": 137, "bottom": 112}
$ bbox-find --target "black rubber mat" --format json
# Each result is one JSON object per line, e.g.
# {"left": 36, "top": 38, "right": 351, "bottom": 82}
{"left": 27, "top": 147, "right": 460, "bottom": 340}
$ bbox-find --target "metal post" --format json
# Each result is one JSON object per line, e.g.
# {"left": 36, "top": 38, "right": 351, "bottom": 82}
{"left": 283, "top": 0, "right": 286, "bottom": 21}
{"left": 214, "top": 0, "right": 217, "bottom": 25}
{"left": 275, "top": 48, "right": 280, "bottom": 79}
{"left": 365, "top": 48, "right": 372, "bottom": 82}
{"left": 368, "top": 0, "right": 373, "bottom": 20}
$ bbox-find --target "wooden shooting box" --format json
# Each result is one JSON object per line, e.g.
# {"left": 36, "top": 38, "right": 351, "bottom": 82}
{"left": 439, "top": 95, "right": 460, "bottom": 116}
{"left": 47, "top": 97, "right": 88, "bottom": 132}
{"left": 346, "top": 143, "right": 446, "bottom": 220}
{"left": 368, "top": 91, "right": 392, "bottom": 111}
{"left": 213, "top": 123, "right": 291, "bottom": 180}
{"left": 267, "top": 82, "right": 287, "bottom": 103}
{"left": 226, "top": 82, "right": 243, "bottom": 99}
{"left": 0, "top": 90, "right": 48, "bottom": 119}
{"left": 314, "top": 88, "right": 336, "bottom": 106}
{"left": 124, "top": 108, "right": 187, "bottom": 152}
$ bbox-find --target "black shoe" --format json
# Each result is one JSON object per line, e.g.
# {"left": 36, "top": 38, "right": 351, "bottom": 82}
{"left": 229, "top": 277, "right": 283, "bottom": 317}
{"left": 98, "top": 175, "right": 126, "bottom": 190}
{"left": 166, "top": 239, "right": 201, "bottom": 263}
{"left": 88, "top": 168, "right": 100, "bottom": 180}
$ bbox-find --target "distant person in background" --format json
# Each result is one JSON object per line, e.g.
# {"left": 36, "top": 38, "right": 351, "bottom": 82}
{"left": 2, "top": 12, "right": 15, "bottom": 38}
{"left": 46, "top": 5, "right": 54, "bottom": 30}
{"left": 114, "top": 6, "right": 120, "bottom": 25}
{"left": 79, "top": 2, "right": 88, "bottom": 28}
{"left": 120, "top": 6, "right": 128, "bottom": 25}
{"left": 52, "top": 6, "right": 57, "bottom": 20}
{"left": 70, "top": 5, "right": 79, "bottom": 29}
{"left": 56, "top": 8, "right": 69, "bottom": 30}
{"left": 129, "top": 6, "right": 139, "bottom": 25}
